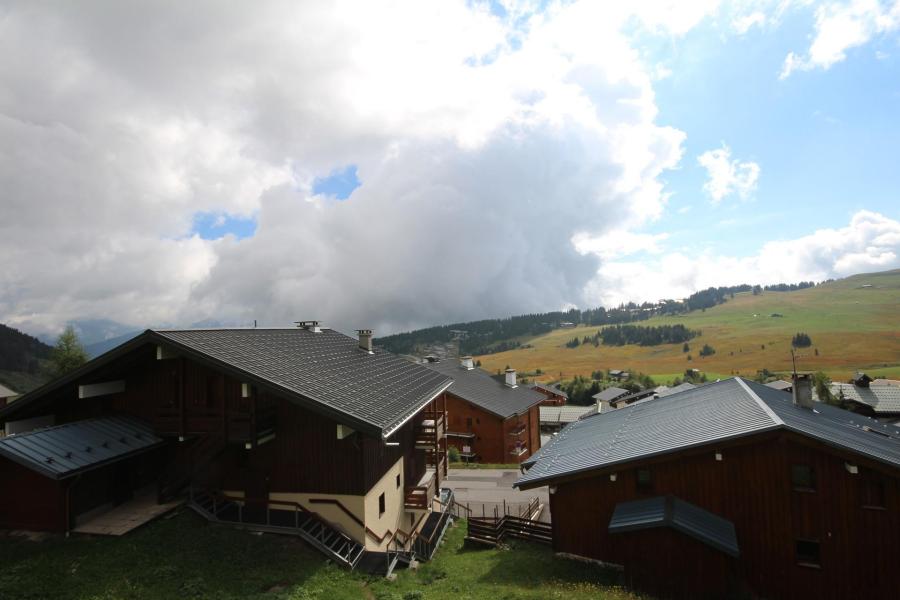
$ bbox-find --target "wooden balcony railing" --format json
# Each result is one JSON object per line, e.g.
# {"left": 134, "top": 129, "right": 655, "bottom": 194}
{"left": 404, "top": 469, "right": 437, "bottom": 510}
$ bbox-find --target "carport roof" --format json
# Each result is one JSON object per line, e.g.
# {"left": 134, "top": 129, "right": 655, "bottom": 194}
{"left": 0, "top": 416, "right": 164, "bottom": 479}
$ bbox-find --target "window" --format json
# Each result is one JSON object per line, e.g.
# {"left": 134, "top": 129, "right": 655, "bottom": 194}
{"left": 791, "top": 464, "right": 816, "bottom": 492}
{"left": 861, "top": 477, "right": 886, "bottom": 509}
{"left": 636, "top": 468, "right": 652, "bottom": 491}
{"left": 795, "top": 539, "right": 821, "bottom": 567}
{"left": 396, "top": 474, "right": 401, "bottom": 489}
{"left": 378, "top": 493, "right": 386, "bottom": 516}
{"left": 466, "top": 417, "right": 473, "bottom": 428}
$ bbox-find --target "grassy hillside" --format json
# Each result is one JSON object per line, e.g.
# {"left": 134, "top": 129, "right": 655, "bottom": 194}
{"left": 478, "top": 270, "right": 900, "bottom": 383}
{"left": 0, "top": 510, "right": 638, "bottom": 600}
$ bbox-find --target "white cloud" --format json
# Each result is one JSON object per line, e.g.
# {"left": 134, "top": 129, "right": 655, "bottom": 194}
{"left": 0, "top": 1, "right": 711, "bottom": 337}
{"left": 587, "top": 211, "right": 900, "bottom": 306}
{"left": 697, "top": 144, "right": 761, "bottom": 203}
{"left": 780, "top": 0, "right": 900, "bottom": 78}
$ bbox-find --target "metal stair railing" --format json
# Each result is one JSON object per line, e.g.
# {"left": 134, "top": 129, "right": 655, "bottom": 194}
{"left": 189, "top": 488, "right": 366, "bottom": 569}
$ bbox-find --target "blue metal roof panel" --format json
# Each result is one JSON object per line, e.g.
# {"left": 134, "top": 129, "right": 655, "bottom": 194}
{"left": 609, "top": 495, "right": 739, "bottom": 557}
{"left": 0, "top": 416, "right": 164, "bottom": 479}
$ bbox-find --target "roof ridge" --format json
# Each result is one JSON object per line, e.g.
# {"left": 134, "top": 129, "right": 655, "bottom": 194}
{"left": 735, "top": 377, "right": 784, "bottom": 427}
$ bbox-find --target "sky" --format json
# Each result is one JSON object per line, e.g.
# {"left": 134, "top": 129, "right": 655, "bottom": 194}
{"left": 1, "top": 0, "right": 899, "bottom": 339}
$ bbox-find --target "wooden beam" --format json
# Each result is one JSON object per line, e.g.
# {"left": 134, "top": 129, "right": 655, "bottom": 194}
{"left": 77, "top": 380, "right": 125, "bottom": 399}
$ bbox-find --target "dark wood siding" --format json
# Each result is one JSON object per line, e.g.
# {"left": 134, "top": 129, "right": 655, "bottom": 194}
{"left": 548, "top": 431, "right": 900, "bottom": 600}
{"left": 445, "top": 393, "right": 540, "bottom": 463}
{"left": 0, "top": 458, "right": 65, "bottom": 531}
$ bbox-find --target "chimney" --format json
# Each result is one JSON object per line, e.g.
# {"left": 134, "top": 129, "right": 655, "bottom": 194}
{"left": 597, "top": 398, "right": 610, "bottom": 413}
{"left": 505, "top": 368, "right": 517, "bottom": 388}
{"left": 792, "top": 373, "right": 814, "bottom": 409}
{"left": 295, "top": 320, "right": 322, "bottom": 333}
{"left": 460, "top": 356, "right": 475, "bottom": 370}
{"left": 357, "top": 329, "right": 373, "bottom": 353}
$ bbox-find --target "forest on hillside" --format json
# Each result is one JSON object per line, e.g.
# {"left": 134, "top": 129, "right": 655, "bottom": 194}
{"left": 378, "top": 281, "right": 817, "bottom": 356}
{"left": 0, "top": 323, "right": 51, "bottom": 374}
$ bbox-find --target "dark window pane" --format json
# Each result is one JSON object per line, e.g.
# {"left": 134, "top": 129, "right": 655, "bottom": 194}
{"left": 636, "top": 468, "right": 652, "bottom": 490}
{"left": 796, "top": 539, "right": 820, "bottom": 566}
{"left": 792, "top": 464, "right": 816, "bottom": 491}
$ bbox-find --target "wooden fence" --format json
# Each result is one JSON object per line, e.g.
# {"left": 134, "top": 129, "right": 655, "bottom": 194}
{"left": 466, "top": 515, "right": 553, "bottom": 547}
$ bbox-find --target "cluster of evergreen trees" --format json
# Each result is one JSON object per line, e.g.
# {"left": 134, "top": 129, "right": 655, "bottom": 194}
{"left": 597, "top": 324, "right": 699, "bottom": 347}
{"left": 0, "top": 324, "right": 51, "bottom": 374}
{"left": 791, "top": 332, "right": 813, "bottom": 348}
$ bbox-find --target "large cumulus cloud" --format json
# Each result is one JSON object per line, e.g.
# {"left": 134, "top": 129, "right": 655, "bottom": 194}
{"left": 0, "top": 1, "right": 688, "bottom": 336}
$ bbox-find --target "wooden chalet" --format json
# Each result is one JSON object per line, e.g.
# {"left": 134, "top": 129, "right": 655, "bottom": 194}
{"left": 516, "top": 375, "right": 900, "bottom": 600}
{"left": 0, "top": 324, "right": 455, "bottom": 572}
{"left": 531, "top": 382, "right": 568, "bottom": 406}
{"left": 425, "top": 357, "right": 544, "bottom": 464}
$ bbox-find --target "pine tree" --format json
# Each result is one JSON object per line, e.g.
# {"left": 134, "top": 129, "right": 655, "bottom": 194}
{"left": 50, "top": 326, "right": 88, "bottom": 376}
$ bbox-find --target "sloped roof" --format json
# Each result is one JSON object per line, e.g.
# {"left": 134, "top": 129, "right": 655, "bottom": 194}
{"left": 593, "top": 387, "right": 629, "bottom": 402}
{"left": 425, "top": 360, "right": 544, "bottom": 419}
{"left": 516, "top": 377, "right": 900, "bottom": 489}
{"left": 608, "top": 495, "right": 739, "bottom": 557}
{"left": 831, "top": 383, "right": 900, "bottom": 414}
{"left": 0, "top": 383, "right": 17, "bottom": 398}
{"left": 765, "top": 380, "right": 793, "bottom": 391}
{"left": 0, "top": 328, "right": 452, "bottom": 439}
{"left": 0, "top": 416, "right": 164, "bottom": 479}
{"left": 531, "top": 383, "right": 569, "bottom": 399}
{"left": 539, "top": 405, "right": 595, "bottom": 424}
{"left": 657, "top": 382, "right": 697, "bottom": 397}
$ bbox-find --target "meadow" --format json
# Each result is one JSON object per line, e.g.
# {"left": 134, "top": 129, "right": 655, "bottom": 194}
{"left": 0, "top": 510, "right": 639, "bottom": 600}
{"left": 478, "top": 270, "right": 900, "bottom": 384}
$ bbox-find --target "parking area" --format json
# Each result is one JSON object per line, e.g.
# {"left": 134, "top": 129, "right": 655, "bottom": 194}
{"left": 443, "top": 469, "right": 551, "bottom": 522}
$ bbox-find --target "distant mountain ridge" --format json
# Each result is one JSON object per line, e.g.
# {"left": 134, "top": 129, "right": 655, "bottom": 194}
{"left": 0, "top": 324, "right": 52, "bottom": 392}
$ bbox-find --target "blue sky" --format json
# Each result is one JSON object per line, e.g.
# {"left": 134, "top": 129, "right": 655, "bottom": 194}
{"left": 643, "top": 4, "right": 900, "bottom": 258}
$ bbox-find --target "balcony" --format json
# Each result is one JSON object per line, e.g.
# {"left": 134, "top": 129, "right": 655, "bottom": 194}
{"left": 415, "top": 411, "right": 445, "bottom": 449}
{"left": 508, "top": 423, "right": 527, "bottom": 437}
{"left": 404, "top": 468, "right": 437, "bottom": 510}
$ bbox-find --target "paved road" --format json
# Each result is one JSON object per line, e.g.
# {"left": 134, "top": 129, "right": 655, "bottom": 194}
{"left": 444, "top": 469, "right": 551, "bottom": 522}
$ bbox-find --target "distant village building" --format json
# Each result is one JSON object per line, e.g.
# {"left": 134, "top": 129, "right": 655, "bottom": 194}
{"left": 425, "top": 357, "right": 544, "bottom": 464}
{"left": 531, "top": 382, "right": 568, "bottom": 406}
{"left": 591, "top": 387, "right": 629, "bottom": 412}
{"left": 517, "top": 376, "right": 900, "bottom": 600}
{"left": 766, "top": 380, "right": 794, "bottom": 393}
{"left": 831, "top": 381, "right": 900, "bottom": 424}
{"left": 559, "top": 322, "right": 576, "bottom": 328}
{"left": 539, "top": 405, "right": 595, "bottom": 435}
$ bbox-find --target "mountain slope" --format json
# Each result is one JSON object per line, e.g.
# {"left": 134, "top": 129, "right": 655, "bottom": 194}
{"left": 476, "top": 269, "right": 900, "bottom": 383}
{"left": 0, "top": 324, "right": 52, "bottom": 392}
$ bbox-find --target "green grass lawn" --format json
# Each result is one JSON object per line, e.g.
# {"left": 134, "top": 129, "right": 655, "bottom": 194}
{"left": 0, "top": 510, "right": 639, "bottom": 600}
{"left": 448, "top": 463, "right": 520, "bottom": 470}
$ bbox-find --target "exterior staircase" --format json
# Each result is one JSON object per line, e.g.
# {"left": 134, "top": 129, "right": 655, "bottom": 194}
{"left": 188, "top": 489, "right": 365, "bottom": 570}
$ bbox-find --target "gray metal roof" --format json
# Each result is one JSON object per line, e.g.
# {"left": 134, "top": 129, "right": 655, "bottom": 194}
{"left": 424, "top": 360, "right": 545, "bottom": 419}
{"left": 517, "top": 377, "right": 900, "bottom": 488}
{"left": 0, "top": 383, "right": 17, "bottom": 398}
{"left": 608, "top": 495, "right": 739, "bottom": 557}
{"left": 831, "top": 383, "right": 900, "bottom": 414}
{"left": 0, "top": 416, "right": 164, "bottom": 479}
{"left": 593, "top": 387, "right": 629, "bottom": 402}
{"left": 154, "top": 328, "right": 452, "bottom": 437}
{"left": 657, "top": 382, "right": 697, "bottom": 397}
{"left": 531, "top": 382, "right": 569, "bottom": 399}
{"left": 539, "top": 405, "right": 595, "bottom": 424}
{"left": 765, "top": 380, "right": 793, "bottom": 391}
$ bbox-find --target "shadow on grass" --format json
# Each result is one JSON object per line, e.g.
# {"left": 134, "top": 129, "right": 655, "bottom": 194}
{"left": 0, "top": 509, "right": 359, "bottom": 600}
